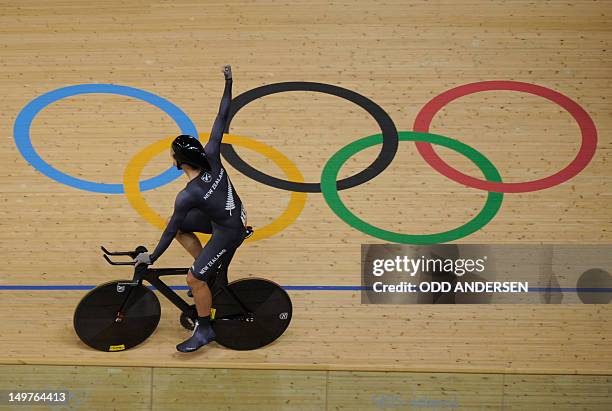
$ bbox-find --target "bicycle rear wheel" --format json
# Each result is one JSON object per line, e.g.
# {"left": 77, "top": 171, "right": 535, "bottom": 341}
{"left": 212, "top": 278, "right": 292, "bottom": 350}
{"left": 73, "top": 280, "right": 161, "bottom": 352}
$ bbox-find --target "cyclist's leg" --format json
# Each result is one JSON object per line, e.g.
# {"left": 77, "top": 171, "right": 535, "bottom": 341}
{"left": 189, "top": 228, "right": 243, "bottom": 314}
{"left": 208, "top": 245, "right": 239, "bottom": 293}
{"left": 180, "top": 209, "right": 213, "bottom": 234}
{"left": 177, "top": 229, "right": 242, "bottom": 352}
{"left": 178, "top": 269, "right": 216, "bottom": 353}
{"left": 188, "top": 227, "right": 247, "bottom": 298}
{"left": 166, "top": 209, "right": 213, "bottom": 259}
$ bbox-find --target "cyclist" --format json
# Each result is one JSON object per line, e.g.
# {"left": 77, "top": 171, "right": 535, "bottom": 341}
{"left": 133, "top": 65, "right": 252, "bottom": 353}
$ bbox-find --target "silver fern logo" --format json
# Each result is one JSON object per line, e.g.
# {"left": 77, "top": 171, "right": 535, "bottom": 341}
{"left": 225, "top": 175, "right": 236, "bottom": 215}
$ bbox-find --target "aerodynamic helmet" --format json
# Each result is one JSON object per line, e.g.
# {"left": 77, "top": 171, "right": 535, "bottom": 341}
{"left": 171, "top": 134, "right": 210, "bottom": 171}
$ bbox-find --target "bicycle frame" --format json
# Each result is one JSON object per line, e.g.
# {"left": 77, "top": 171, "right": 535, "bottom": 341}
{"left": 102, "top": 246, "right": 251, "bottom": 319}
{"left": 128, "top": 265, "right": 192, "bottom": 313}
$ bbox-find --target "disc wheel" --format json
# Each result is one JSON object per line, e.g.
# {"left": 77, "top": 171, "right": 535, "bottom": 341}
{"left": 73, "top": 280, "right": 161, "bottom": 352}
{"left": 212, "top": 278, "right": 292, "bottom": 350}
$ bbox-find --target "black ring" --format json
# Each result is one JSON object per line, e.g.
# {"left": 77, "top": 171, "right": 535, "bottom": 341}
{"left": 221, "top": 82, "right": 399, "bottom": 193}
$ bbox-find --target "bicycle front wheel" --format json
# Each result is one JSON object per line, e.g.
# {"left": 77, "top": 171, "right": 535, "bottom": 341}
{"left": 73, "top": 280, "right": 161, "bottom": 352}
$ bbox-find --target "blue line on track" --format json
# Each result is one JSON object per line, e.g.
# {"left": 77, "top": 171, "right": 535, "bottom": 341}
{"left": 1, "top": 285, "right": 611, "bottom": 292}
{"left": 0, "top": 285, "right": 365, "bottom": 291}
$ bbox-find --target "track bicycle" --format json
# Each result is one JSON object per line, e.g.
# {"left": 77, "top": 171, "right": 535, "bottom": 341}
{"left": 73, "top": 246, "right": 292, "bottom": 351}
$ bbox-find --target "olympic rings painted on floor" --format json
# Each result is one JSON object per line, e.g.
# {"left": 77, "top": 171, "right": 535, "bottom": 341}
{"left": 321, "top": 131, "right": 504, "bottom": 243}
{"left": 221, "top": 82, "right": 399, "bottom": 193}
{"left": 123, "top": 133, "right": 307, "bottom": 243}
{"left": 413, "top": 80, "right": 598, "bottom": 193}
{"left": 13, "top": 80, "right": 597, "bottom": 243}
{"left": 13, "top": 84, "right": 197, "bottom": 194}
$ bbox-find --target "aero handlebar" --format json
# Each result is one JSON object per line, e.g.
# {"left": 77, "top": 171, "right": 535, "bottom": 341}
{"left": 101, "top": 245, "right": 148, "bottom": 265}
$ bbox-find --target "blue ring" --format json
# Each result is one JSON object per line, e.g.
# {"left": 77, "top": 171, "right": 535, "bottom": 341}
{"left": 13, "top": 84, "right": 198, "bottom": 193}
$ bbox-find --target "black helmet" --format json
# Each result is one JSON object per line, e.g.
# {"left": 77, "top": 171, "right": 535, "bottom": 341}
{"left": 171, "top": 135, "right": 210, "bottom": 171}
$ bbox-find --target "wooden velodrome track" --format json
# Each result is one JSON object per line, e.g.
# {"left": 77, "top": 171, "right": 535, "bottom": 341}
{"left": 1, "top": 1, "right": 611, "bottom": 409}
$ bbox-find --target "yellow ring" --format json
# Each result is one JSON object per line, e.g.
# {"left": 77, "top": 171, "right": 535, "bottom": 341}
{"left": 123, "top": 133, "right": 307, "bottom": 242}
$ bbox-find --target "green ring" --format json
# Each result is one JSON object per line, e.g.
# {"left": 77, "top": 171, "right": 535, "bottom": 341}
{"left": 320, "top": 131, "right": 504, "bottom": 244}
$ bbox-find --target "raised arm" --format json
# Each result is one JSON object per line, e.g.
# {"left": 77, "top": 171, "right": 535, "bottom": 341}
{"left": 204, "top": 65, "right": 233, "bottom": 161}
{"left": 150, "top": 189, "right": 194, "bottom": 263}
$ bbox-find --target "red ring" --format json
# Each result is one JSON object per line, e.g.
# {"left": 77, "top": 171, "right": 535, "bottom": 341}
{"left": 413, "top": 81, "right": 597, "bottom": 193}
